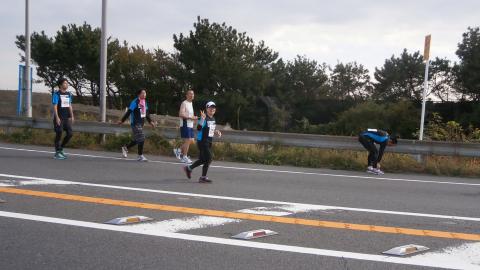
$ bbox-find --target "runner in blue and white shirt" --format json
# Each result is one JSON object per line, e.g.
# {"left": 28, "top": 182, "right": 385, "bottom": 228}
{"left": 52, "top": 78, "right": 74, "bottom": 160}
{"left": 118, "top": 89, "right": 156, "bottom": 162}
{"left": 183, "top": 101, "right": 222, "bottom": 183}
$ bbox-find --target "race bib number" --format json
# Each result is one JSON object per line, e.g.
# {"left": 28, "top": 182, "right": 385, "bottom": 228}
{"left": 207, "top": 121, "right": 216, "bottom": 137}
{"left": 60, "top": 95, "right": 70, "bottom": 108}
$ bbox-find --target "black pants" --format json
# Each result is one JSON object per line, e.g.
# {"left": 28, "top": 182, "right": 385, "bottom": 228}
{"left": 54, "top": 118, "right": 73, "bottom": 152}
{"left": 125, "top": 124, "right": 145, "bottom": 155}
{"left": 190, "top": 142, "right": 212, "bottom": 177}
{"left": 125, "top": 141, "right": 144, "bottom": 155}
{"left": 358, "top": 135, "right": 378, "bottom": 168}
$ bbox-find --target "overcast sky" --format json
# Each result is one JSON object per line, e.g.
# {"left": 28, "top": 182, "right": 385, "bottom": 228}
{"left": 0, "top": 0, "right": 478, "bottom": 91}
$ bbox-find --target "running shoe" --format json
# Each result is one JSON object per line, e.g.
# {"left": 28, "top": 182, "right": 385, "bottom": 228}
{"left": 181, "top": 155, "right": 193, "bottom": 164}
{"left": 59, "top": 150, "right": 67, "bottom": 159}
{"left": 173, "top": 148, "right": 181, "bottom": 160}
{"left": 183, "top": 165, "right": 192, "bottom": 179}
{"left": 137, "top": 155, "right": 148, "bottom": 162}
{"left": 373, "top": 168, "right": 384, "bottom": 175}
{"left": 366, "top": 166, "right": 375, "bottom": 174}
{"left": 198, "top": 176, "right": 212, "bottom": 183}
{"left": 121, "top": 146, "right": 128, "bottom": 158}
{"left": 54, "top": 151, "right": 66, "bottom": 160}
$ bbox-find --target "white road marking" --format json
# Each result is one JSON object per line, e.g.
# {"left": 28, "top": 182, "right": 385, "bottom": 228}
{"left": 416, "top": 242, "right": 480, "bottom": 269}
{"left": 1, "top": 173, "right": 479, "bottom": 222}
{"left": 237, "top": 205, "right": 328, "bottom": 216}
{"left": 0, "top": 178, "right": 75, "bottom": 187}
{"left": 238, "top": 209, "right": 293, "bottom": 216}
{"left": 1, "top": 145, "right": 479, "bottom": 187}
{"left": 0, "top": 210, "right": 471, "bottom": 270}
{"left": 130, "top": 216, "right": 240, "bottom": 233}
{"left": 132, "top": 204, "right": 333, "bottom": 233}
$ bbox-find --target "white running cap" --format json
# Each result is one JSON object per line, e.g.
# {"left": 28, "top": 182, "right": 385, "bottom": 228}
{"left": 206, "top": 101, "right": 216, "bottom": 108}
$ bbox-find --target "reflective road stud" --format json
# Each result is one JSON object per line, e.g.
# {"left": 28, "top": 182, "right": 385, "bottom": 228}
{"left": 232, "top": 229, "right": 278, "bottom": 240}
{"left": 105, "top": 216, "right": 153, "bottom": 225}
{"left": 383, "top": 244, "right": 429, "bottom": 256}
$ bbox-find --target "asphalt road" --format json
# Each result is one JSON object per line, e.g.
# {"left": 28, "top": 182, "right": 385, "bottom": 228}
{"left": 0, "top": 142, "right": 479, "bottom": 270}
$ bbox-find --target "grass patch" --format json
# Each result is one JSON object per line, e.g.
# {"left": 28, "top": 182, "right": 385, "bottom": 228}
{"left": 0, "top": 127, "right": 479, "bottom": 178}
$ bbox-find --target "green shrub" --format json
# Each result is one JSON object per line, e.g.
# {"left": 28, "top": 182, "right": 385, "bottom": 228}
{"left": 11, "top": 128, "right": 34, "bottom": 144}
{"left": 421, "top": 112, "right": 479, "bottom": 142}
{"left": 327, "top": 101, "right": 419, "bottom": 138}
{"left": 104, "top": 133, "right": 132, "bottom": 151}
{"left": 69, "top": 133, "right": 98, "bottom": 148}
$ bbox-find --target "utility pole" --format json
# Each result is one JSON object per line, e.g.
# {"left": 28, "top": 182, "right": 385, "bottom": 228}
{"left": 25, "top": 0, "right": 32, "bottom": 117}
{"left": 99, "top": 0, "right": 108, "bottom": 123}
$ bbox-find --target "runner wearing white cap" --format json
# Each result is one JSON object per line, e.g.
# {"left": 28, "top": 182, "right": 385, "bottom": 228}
{"left": 183, "top": 101, "right": 221, "bottom": 183}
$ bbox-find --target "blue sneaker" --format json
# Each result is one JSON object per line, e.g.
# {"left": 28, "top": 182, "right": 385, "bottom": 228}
{"left": 137, "top": 155, "right": 148, "bottom": 162}
{"left": 54, "top": 151, "right": 66, "bottom": 160}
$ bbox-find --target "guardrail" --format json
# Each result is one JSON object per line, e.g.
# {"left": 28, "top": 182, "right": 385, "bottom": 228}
{"left": 1, "top": 116, "right": 479, "bottom": 157}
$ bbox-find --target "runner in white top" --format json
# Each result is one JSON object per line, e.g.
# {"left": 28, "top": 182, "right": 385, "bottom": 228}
{"left": 174, "top": 89, "right": 196, "bottom": 163}
{"left": 179, "top": 100, "right": 194, "bottom": 128}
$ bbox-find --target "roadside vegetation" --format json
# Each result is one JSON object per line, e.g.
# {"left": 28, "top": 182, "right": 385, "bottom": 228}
{"left": 1, "top": 126, "right": 479, "bottom": 178}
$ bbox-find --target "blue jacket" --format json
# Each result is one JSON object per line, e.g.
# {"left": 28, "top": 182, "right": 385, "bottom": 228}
{"left": 196, "top": 116, "right": 216, "bottom": 144}
{"left": 360, "top": 129, "right": 390, "bottom": 144}
{"left": 121, "top": 98, "right": 152, "bottom": 126}
{"left": 359, "top": 129, "right": 391, "bottom": 163}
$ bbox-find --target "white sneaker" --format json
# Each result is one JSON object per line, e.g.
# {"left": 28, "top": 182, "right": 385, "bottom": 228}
{"left": 121, "top": 146, "right": 128, "bottom": 158}
{"left": 173, "top": 148, "right": 181, "bottom": 160}
{"left": 366, "top": 166, "right": 375, "bottom": 173}
{"left": 181, "top": 156, "right": 192, "bottom": 164}
{"left": 373, "top": 168, "right": 384, "bottom": 175}
{"left": 137, "top": 155, "right": 148, "bottom": 162}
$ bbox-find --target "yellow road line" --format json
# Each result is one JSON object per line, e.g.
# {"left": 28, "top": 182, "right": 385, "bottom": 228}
{"left": 1, "top": 187, "right": 479, "bottom": 241}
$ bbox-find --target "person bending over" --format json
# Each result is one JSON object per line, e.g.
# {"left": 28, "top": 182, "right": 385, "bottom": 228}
{"left": 358, "top": 129, "right": 397, "bottom": 174}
